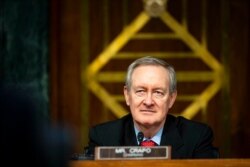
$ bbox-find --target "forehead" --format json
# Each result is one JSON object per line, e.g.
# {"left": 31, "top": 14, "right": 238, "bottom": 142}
{"left": 131, "top": 65, "right": 169, "bottom": 86}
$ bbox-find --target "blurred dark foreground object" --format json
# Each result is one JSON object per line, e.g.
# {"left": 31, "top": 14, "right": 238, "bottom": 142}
{"left": 0, "top": 84, "right": 74, "bottom": 167}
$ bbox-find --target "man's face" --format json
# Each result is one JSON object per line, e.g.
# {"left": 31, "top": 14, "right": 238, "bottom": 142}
{"left": 124, "top": 65, "right": 177, "bottom": 128}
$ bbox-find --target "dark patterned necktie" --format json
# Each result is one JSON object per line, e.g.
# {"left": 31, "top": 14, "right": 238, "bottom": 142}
{"left": 140, "top": 140, "right": 158, "bottom": 146}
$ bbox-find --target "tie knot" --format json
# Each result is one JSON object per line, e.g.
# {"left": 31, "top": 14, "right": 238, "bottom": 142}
{"left": 140, "top": 140, "right": 158, "bottom": 147}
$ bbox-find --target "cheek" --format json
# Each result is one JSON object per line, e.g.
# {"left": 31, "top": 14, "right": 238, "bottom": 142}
{"left": 128, "top": 96, "right": 144, "bottom": 109}
{"left": 131, "top": 96, "right": 144, "bottom": 104}
{"left": 128, "top": 99, "right": 136, "bottom": 108}
{"left": 166, "top": 96, "right": 175, "bottom": 109}
{"left": 158, "top": 99, "right": 171, "bottom": 111}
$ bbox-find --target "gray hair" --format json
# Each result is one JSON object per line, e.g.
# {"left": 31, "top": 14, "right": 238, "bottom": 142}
{"left": 125, "top": 56, "right": 177, "bottom": 93}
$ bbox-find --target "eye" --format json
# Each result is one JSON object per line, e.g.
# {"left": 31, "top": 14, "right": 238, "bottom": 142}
{"left": 153, "top": 90, "right": 164, "bottom": 98}
{"left": 135, "top": 89, "right": 145, "bottom": 97}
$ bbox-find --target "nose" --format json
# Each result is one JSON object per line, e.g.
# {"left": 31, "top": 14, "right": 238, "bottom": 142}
{"left": 143, "top": 93, "right": 154, "bottom": 106}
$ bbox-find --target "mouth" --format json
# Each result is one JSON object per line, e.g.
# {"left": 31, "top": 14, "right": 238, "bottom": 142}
{"left": 140, "top": 109, "right": 155, "bottom": 113}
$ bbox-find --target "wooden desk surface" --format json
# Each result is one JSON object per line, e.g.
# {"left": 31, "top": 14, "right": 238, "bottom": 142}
{"left": 70, "top": 159, "right": 250, "bottom": 167}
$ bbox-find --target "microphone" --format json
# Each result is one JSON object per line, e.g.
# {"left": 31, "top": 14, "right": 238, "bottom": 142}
{"left": 137, "top": 132, "right": 144, "bottom": 145}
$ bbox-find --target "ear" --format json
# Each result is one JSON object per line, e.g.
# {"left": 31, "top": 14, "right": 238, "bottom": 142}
{"left": 168, "top": 90, "right": 177, "bottom": 109}
{"left": 123, "top": 86, "right": 130, "bottom": 106}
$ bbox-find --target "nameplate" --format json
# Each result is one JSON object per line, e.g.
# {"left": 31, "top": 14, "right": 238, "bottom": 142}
{"left": 94, "top": 146, "right": 171, "bottom": 160}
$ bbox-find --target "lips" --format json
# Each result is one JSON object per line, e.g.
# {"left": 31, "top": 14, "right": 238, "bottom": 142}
{"left": 140, "top": 109, "right": 155, "bottom": 113}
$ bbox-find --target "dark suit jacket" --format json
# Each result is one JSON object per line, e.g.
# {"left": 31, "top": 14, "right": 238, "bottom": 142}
{"left": 88, "top": 114, "right": 219, "bottom": 159}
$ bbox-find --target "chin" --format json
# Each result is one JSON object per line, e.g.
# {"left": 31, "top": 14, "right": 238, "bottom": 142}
{"left": 139, "top": 119, "right": 156, "bottom": 126}
{"left": 139, "top": 116, "right": 163, "bottom": 126}
{"left": 134, "top": 115, "right": 158, "bottom": 126}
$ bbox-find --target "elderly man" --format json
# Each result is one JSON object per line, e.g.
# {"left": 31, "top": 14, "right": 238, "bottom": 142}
{"left": 87, "top": 56, "right": 218, "bottom": 159}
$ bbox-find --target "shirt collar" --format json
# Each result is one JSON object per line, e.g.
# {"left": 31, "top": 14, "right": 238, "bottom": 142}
{"left": 134, "top": 125, "right": 163, "bottom": 145}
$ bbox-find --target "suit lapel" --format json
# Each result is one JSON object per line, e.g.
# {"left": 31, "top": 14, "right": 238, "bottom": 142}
{"left": 161, "top": 115, "right": 184, "bottom": 158}
{"left": 123, "top": 114, "right": 138, "bottom": 146}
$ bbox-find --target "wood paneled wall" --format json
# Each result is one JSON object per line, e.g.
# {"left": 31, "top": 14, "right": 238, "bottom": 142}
{"left": 50, "top": 0, "right": 82, "bottom": 152}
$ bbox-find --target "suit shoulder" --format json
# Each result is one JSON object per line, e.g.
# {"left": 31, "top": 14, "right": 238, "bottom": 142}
{"left": 174, "top": 115, "right": 210, "bottom": 129}
{"left": 88, "top": 114, "right": 132, "bottom": 146}
{"left": 167, "top": 114, "right": 213, "bottom": 136}
{"left": 90, "top": 114, "right": 131, "bottom": 132}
